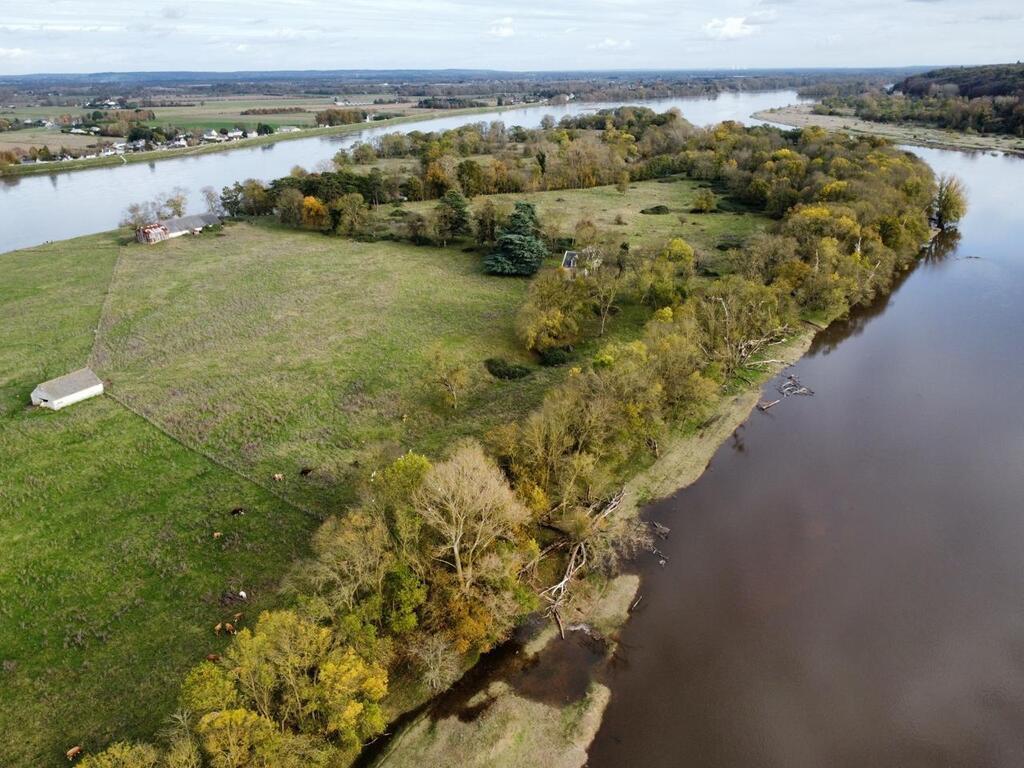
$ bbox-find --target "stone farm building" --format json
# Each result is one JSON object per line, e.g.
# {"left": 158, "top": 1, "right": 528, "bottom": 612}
{"left": 136, "top": 213, "right": 220, "bottom": 244}
{"left": 31, "top": 368, "right": 104, "bottom": 410}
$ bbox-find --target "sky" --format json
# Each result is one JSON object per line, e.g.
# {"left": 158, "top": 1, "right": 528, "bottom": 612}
{"left": 0, "top": 0, "right": 1021, "bottom": 75}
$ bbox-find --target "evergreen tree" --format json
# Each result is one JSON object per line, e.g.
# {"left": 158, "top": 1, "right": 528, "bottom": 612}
{"left": 484, "top": 202, "right": 547, "bottom": 276}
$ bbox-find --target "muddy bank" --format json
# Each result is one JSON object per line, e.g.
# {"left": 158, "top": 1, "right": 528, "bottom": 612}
{"left": 364, "top": 575, "right": 639, "bottom": 768}
{"left": 754, "top": 104, "right": 1024, "bottom": 157}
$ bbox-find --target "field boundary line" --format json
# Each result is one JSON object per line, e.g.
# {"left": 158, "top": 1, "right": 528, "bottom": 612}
{"left": 103, "top": 390, "right": 322, "bottom": 520}
{"left": 87, "top": 237, "right": 130, "bottom": 371}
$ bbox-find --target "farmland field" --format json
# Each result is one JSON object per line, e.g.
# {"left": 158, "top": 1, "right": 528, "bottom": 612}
{"left": 1, "top": 178, "right": 769, "bottom": 766}
{"left": 0, "top": 234, "right": 316, "bottom": 766}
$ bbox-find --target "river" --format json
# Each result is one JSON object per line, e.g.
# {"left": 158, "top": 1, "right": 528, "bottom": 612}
{"left": 0, "top": 90, "right": 806, "bottom": 254}
{"left": 587, "top": 146, "right": 1024, "bottom": 766}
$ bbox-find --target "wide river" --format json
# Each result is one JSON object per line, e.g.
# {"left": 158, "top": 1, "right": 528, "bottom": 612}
{"left": 0, "top": 90, "right": 805, "bottom": 254}
{"left": 587, "top": 150, "right": 1024, "bottom": 764}
{"left": 5, "top": 89, "right": 1022, "bottom": 766}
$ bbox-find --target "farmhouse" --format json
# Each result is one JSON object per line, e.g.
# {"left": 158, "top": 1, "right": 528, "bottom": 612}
{"left": 31, "top": 368, "right": 104, "bottom": 410}
{"left": 136, "top": 213, "right": 220, "bottom": 244}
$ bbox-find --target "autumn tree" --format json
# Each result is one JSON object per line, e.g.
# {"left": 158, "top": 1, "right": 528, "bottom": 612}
{"left": 692, "top": 276, "right": 795, "bottom": 375}
{"left": 933, "top": 173, "right": 968, "bottom": 230}
{"left": 276, "top": 188, "right": 304, "bottom": 228}
{"left": 473, "top": 199, "right": 501, "bottom": 246}
{"left": 78, "top": 742, "right": 161, "bottom": 768}
{"left": 413, "top": 440, "right": 529, "bottom": 592}
{"left": 301, "top": 196, "right": 330, "bottom": 231}
{"left": 693, "top": 187, "right": 717, "bottom": 213}
{"left": 428, "top": 344, "right": 470, "bottom": 409}
{"left": 330, "top": 193, "right": 369, "bottom": 237}
{"left": 516, "top": 268, "right": 591, "bottom": 352}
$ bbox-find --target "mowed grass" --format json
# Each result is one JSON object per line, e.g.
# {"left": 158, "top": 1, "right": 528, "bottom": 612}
{"left": 0, "top": 234, "right": 316, "bottom": 767}
{"left": 92, "top": 222, "right": 590, "bottom": 515}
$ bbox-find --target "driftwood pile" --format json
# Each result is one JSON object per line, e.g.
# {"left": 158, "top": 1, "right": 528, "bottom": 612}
{"left": 777, "top": 374, "right": 815, "bottom": 397}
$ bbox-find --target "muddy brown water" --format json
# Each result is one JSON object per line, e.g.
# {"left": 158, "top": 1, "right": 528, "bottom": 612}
{"left": 587, "top": 147, "right": 1024, "bottom": 767}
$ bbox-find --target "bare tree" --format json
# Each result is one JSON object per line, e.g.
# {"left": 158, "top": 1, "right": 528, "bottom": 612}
{"left": 414, "top": 440, "right": 528, "bottom": 591}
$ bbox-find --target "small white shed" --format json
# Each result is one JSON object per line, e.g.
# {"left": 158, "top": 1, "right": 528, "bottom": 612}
{"left": 31, "top": 368, "right": 104, "bottom": 410}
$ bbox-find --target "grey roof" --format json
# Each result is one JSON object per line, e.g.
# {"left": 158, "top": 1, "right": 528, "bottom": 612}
{"left": 35, "top": 367, "right": 103, "bottom": 399}
{"left": 159, "top": 213, "right": 220, "bottom": 234}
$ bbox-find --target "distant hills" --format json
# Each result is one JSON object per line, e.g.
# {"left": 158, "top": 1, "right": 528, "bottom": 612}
{"left": 897, "top": 63, "right": 1024, "bottom": 98}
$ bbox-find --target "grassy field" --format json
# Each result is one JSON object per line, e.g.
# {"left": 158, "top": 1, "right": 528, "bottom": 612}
{"left": 409, "top": 176, "right": 767, "bottom": 254}
{"left": 0, "top": 233, "right": 316, "bottom": 766}
{"left": 1, "top": 177, "right": 770, "bottom": 766}
{"left": 91, "top": 222, "right": 597, "bottom": 515}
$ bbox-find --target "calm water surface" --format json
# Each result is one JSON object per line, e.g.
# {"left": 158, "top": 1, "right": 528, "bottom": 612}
{"left": 0, "top": 90, "right": 805, "bottom": 254}
{"left": 588, "top": 147, "right": 1024, "bottom": 766}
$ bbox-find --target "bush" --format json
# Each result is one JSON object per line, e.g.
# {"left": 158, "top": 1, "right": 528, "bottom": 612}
{"left": 640, "top": 205, "right": 671, "bottom": 215}
{"left": 538, "top": 348, "right": 572, "bottom": 366}
{"left": 484, "top": 358, "right": 532, "bottom": 380}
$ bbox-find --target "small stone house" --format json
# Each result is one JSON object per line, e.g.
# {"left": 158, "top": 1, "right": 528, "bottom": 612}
{"left": 31, "top": 368, "right": 104, "bottom": 410}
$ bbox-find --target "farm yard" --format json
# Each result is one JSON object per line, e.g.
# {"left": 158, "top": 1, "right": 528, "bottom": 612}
{"left": 0, "top": 174, "right": 765, "bottom": 765}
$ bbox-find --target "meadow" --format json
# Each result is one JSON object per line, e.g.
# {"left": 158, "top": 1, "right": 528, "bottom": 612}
{"left": 0, "top": 177, "right": 769, "bottom": 766}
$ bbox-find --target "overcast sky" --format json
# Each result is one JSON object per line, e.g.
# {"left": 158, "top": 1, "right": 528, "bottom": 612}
{"left": 0, "top": 0, "right": 1020, "bottom": 75}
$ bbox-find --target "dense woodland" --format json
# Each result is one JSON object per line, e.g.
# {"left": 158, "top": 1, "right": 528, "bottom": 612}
{"left": 813, "top": 64, "right": 1024, "bottom": 137}
{"left": 85, "top": 108, "right": 948, "bottom": 766}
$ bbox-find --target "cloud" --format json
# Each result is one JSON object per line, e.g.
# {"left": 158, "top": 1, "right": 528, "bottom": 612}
{"left": 703, "top": 16, "right": 759, "bottom": 40}
{"left": 0, "top": 47, "right": 29, "bottom": 59}
{"left": 487, "top": 17, "right": 515, "bottom": 38}
{"left": 590, "top": 37, "right": 632, "bottom": 50}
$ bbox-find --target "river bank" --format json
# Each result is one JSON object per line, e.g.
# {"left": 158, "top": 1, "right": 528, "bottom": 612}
{"left": 368, "top": 330, "right": 818, "bottom": 767}
{"left": 0, "top": 103, "right": 525, "bottom": 179}
{"left": 755, "top": 103, "right": 1024, "bottom": 156}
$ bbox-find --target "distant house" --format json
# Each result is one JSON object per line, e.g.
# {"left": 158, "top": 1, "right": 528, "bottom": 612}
{"left": 225, "top": 129, "right": 244, "bottom": 140}
{"left": 31, "top": 368, "right": 104, "bottom": 410}
{"left": 136, "top": 213, "right": 220, "bottom": 244}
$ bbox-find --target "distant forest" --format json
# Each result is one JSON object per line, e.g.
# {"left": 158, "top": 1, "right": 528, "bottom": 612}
{"left": 814, "top": 63, "right": 1024, "bottom": 137}
{"left": 0, "top": 67, "right": 925, "bottom": 106}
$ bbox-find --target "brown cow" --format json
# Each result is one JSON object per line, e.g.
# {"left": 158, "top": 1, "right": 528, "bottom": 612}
{"left": 224, "top": 622, "right": 236, "bottom": 635}
{"left": 214, "top": 622, "right": 223, "bottom": 636}
{"left": 212, "top": 531, "right": 223, "bottom": 539}
{"left": 66, "top": 746, "right": 83, "bottom": 761}
{"left": 206, "top": 653, "right": 221, "bottom": 662}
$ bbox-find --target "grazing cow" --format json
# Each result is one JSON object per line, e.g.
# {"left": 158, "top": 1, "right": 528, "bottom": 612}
{"left": 272, "top": 473, "right": 284, "bottom": 482}
{"left": 212, "top": 531, "right": 223, "bottom": 539}
{"left": 233, "top": 612, "right": 244, "bottom": 621}
{"left": 66, "top": 746, "right": 83, "bottom": 761}
{"left": 206, "top": 653, "right": 221, "bottom": 662}
{"left": 224, "top": 622, "right": 236, "bottom": 635}
{"left": 214, "top": 622, "right": 223, "bottom": 635}
{"left": 238, "top": 590, "right": 248, "bottom": 600}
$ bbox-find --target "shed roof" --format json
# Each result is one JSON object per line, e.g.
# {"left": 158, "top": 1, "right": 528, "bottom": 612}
{"left": 34, "top": 367, "right": 103, "bottom": 399}
{"left": 159, "top": 213, "right": 220, "bottom": 234}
